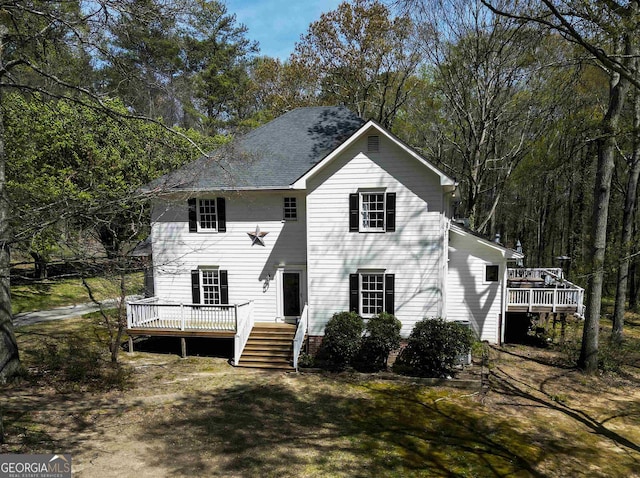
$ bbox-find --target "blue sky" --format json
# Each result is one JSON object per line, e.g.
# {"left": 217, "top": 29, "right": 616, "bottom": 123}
{"left": 225, "top": 0, "right": 343, "bottom": 60}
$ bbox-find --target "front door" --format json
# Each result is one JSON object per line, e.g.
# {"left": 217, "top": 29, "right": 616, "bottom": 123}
{"left": 283, "top": 272, "right": 301, "bottom": 319}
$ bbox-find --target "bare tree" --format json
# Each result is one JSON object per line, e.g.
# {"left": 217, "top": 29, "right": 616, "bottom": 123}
{"left": 399, "top": 0, "right": 558, "bottom": 233}
{"left": 481, "top": 0, "right": 640, "bottom": 373}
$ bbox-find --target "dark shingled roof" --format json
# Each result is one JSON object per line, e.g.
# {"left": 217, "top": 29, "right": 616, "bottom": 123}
{"left": 147, "top": 106, "right": 365, "bottom": 191}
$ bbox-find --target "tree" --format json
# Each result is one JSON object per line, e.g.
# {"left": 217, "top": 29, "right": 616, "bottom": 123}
{"left": 103, "top": 0, "right": 257, "bottom": 133}
{"left": 4, "top": 93, "right": 218, "bottom": 363}
{"left": 399, "top": 0, "right": 560, "bottom": 234}
{"left": 481, "top": 0, "right": 640, "bottom": 374}
{"left": 0, "top": 0, "right": 216, "bottom": 382}
{"left": 612, "top": 81, "right": 640, "bottom": 343}
{"left": 292, "top": 0, "right": 421, "bottom": 128}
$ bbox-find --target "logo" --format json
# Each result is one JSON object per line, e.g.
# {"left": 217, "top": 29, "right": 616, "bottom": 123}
{"left": 0, "top": 454, "right": 71, "bottom": 478}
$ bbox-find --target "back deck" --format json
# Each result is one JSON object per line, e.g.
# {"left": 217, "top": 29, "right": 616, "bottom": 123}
{"left": 506, "top": 268, "right": 585, "bottom": 317}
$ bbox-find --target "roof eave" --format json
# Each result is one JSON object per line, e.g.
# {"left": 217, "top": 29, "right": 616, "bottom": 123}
{"left": 450, "top": 223, "right": 524, "bottom": 259}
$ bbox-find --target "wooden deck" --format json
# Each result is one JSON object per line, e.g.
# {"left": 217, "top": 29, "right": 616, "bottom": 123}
{"left": 506, "top": 268, "right": 585, "bottom": 317}
{"left": 126, "top": 327, "right": 235, "bottom": 338}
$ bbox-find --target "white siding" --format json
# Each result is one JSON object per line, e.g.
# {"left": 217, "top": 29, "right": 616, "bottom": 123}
{"left": 306, "top": 132, "right": 447, "bottom": 338}
{"left": 151, "top": 191, "right": 306, "bottom": 323}
{"left": 446, "top": 230, "right": 506, "bottom": 343}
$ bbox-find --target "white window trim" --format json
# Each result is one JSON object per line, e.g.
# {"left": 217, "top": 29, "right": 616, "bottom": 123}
{"left": 359, "top": 269, "right": 386, "bottom": 317}
{"left": 199, "top": 267, "right": 221, "bottom": 305}
{"left": 275, "top": 265, "right": 307, "bottom": 321}
{"left": 359, "top": 190, "right": 386, "bottom": 233}
{"left": 197, "top": 198, "right": 218, "bottom": 232}
{"left": 484, "top": 264, "right": 500, "bottom": 284}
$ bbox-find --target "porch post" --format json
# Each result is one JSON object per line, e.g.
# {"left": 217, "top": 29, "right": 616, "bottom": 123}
{"left": 234, "top": 303, "right": 238, "bottom": 331}
{"left": 180, "top": 303, "right": 185, "bottom": 331}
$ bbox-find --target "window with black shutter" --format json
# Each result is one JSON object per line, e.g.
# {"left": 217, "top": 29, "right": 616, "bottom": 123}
{"left": 350, "top": 272, "right": 395, "bottom": 316}
{"left": 349, "top": 191, "right": 396, "bottom": 233}
{"left": 192, "top": 269, "right": 228, "bottom": 305}
{"left": 187, "top": 198, "right": 226, "bottom": 232}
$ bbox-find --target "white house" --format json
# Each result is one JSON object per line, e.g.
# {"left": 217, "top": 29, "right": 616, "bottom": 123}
{"left": 127, "top": 107, "right": 582, "bottom": 369}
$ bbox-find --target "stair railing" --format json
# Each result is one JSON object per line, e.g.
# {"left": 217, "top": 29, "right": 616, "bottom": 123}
{"left": 233, "top": 301, "right": 254, "bottom": 366}
{"left": 293, "top": 303, "right": 308, "bottom": 371}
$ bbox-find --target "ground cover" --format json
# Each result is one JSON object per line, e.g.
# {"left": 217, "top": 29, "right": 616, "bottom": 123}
{"left": 11, "top": 273, "right": 144, "bottom": 314}
{"left": 2, "top": 313, "right": 639, "bottom": 477}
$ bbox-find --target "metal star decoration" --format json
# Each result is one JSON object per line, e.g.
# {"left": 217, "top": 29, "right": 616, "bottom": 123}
{"left": 247, "top": 225, "right": 268, "bottom": 246}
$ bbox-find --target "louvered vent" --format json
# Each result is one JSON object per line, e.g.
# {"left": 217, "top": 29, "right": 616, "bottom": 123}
{"left": 367, "top": 135, "right": 380, "bottom": 153}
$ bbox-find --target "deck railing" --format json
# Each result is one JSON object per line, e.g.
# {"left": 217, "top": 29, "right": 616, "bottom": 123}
{"left": 233, "top": 301, "right": 255, "bottom": 366}
{"left": 507, "top": 287, "right": 585, "bottom": 316}
{"left": 508, "top": 268, "right": 563, "bottom": 281}
{"left": 127, "top": 297, "right": 252, "bottom": 332}
{"left": 292, "top": 303, "right": 308, "bottom": 371}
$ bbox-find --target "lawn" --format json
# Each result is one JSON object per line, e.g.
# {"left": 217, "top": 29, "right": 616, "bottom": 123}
{"left": 2, "top": 314, "right": 640, "bottom": 477}
{"left": 11, "top": 273, "right": 144, "bottom": 314}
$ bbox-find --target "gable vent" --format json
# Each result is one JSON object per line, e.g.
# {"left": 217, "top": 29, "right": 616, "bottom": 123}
{"left": 367, "top": 135, "right": 380, "bottom": 153}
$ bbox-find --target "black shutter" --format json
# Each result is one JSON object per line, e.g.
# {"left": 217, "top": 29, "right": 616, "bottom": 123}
{"left": 349, "top": 193, "right": 359, "bottom": 232}
{"left": 217, "top": 197, "right": 226, "bottom": 232}
{"left": 384, "top": 274, "right": 395, "bottom": 314}
{"left": 349, "top": 274, "right": 359, "bottom": 313}
{"left": 219, "top": 270, "right": 229, "bottom": 304}
{"left": 188, "top": 198, "right": 197, "bottom": 232}
{"left": 385, "top": 192, "right": 396, "bottom": 232}
{"left": 191, "top": 270, "right": 201, "bottom": 304}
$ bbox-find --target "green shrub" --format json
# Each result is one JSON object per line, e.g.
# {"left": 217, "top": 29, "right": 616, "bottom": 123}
{"left": 317, "top": 311, "right": 364, "bottom": 370}
{"left": 355, "top": 312, "right": 402, "bottom": 372}
{"left": 297, "top": 352, "right": 315, "bottom": 368}
{"left": 393, "top": 318, "right": 474, "bottom": 378}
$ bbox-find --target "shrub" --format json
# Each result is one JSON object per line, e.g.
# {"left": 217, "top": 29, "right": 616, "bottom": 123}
{"left": 355, "top": 312, "right": 402, "bottom": 372}
{"left": 297, "top": 352, "right": 315, "bottom": 368}
{"left": 317, "top": 311, "right": 364, "bottom": 370}
{"left": 393, "top": 318, "right": 474, "bottom": 378}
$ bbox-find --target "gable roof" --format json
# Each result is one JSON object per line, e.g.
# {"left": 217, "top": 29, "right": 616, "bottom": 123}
{"left": 291, "top": 120, "right": 456, "bottom": 190}
{"left": 146, "top": 106, "right": 365, "bottom": 192}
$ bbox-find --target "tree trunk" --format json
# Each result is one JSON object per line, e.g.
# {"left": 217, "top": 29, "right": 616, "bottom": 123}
{"left": 579, "top": 41, "right": 631, "bottom": 372}
{"left": 630, "top": 224, "right": 638, "bottom": 311}
{"left": 0, "top": 26, "right": 22, "bottom": 384}
{"left": 612, "top": 87, "right": 640, "bottom": 343}
{"left": 30, "top": 251, "right": 48, "bottom": 279}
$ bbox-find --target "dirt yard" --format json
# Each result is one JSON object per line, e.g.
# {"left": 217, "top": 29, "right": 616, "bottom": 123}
{"left": 2, "top": 316, "right": 640, "bottom": 477}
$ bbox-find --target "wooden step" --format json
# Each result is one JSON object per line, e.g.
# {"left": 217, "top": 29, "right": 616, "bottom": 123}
{"left": 244, "top": 344, "right": 291, "bottom": 352}
{"left": 236, "top": 322, "right": 296, "bottom": 370}
{"left": 235, "top": 361, "right": 294, "bottom": 371}
{"left": 242, "top": 349, "right": 291, "bottom": 359}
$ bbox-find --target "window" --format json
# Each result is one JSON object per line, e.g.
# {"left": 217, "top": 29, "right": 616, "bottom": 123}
{"left": 283, "top": 197, "right": 297, "bottom": 220}
{"left": 201, "top": 270, "right": 221, "bottom": 305}
{"left": 188, "top": 198, "right": 226, "bottom": 233}
{"left": 191, "top": 269, "right": 229, "bottom": 305}
{"left": 350, "top": 272, "right": 395, "bottom": 316}
{"left": 198, "top": 199, "right": 217, "bottom": 230}
{"left": 361, "top": 273, "right": 384, "bottom": 315}
{"left": 361, "top": 193, "right": 385, "bottom": 231}
{"left": 349, "top": 192, "right": 395, "bottom": 232}
{"left": 485, "top": 265, "right": 499, "bottom": 282}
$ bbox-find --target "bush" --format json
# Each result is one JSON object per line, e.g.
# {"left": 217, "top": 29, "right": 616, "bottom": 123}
{"left": 393, "top": 318, "right": 474, "bottom": 378}
{"left": 355, "top": 312, "right": 402, "bottom": 372}
{"left": 317, "top": 311, "right": 364, "bottom": 370}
